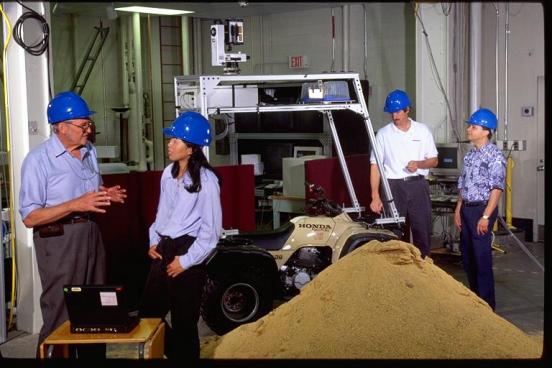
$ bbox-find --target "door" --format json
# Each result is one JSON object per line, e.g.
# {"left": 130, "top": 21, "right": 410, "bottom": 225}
{"left": 536, "top": 75, "right": 544, "bottom": 241}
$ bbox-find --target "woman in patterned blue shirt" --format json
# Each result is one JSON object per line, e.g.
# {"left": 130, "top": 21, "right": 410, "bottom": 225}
{"left": 454, "top": 108, "right": 506, "bottom": 311}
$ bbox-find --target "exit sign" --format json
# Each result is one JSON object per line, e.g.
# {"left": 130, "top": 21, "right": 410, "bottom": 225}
{"left": 289, "top": 55, "right": 309, "bottom": 69}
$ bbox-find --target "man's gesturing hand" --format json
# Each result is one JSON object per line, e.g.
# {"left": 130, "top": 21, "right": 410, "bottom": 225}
{"left": 73, "top": 191, "right": 112, "bottom": 213}
{"left": 100, "top": 185, "right": 127, "bottom": 203}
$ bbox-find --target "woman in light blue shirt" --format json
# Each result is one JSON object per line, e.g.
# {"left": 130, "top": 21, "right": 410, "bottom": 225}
{"left": 139, "top": 111, "right": 222, "bottom": 362}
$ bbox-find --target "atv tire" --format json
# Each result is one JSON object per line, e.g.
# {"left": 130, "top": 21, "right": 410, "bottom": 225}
{"left": 201, "top": 269, "right": 274, "bottom": 335}
{"left": 340, "top": 233, "right": 396, "bottom": 258}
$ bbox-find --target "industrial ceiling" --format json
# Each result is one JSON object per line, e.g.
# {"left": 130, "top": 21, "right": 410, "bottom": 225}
{"left": 53, "top": 2, "right": 350, "bottom": 19}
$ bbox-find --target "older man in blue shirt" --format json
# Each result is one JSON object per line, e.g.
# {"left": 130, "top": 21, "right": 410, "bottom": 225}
{"left": 19, "top": 92, "right": 127, "bottom": 356}
{"left": 454, "top": 108, "right": 506, "bottom": 311}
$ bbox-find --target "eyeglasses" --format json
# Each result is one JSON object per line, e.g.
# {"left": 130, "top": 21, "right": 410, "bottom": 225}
{"left": 63, "top": 121, "right": 95, "bottom": 132}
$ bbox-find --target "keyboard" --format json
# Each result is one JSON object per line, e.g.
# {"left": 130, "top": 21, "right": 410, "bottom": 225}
{"left": 430, "top": 194, "right": 458, "bottom": 202}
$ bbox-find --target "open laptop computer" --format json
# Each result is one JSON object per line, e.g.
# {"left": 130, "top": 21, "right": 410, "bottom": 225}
{"left": 63, "top": 285, "right": 139, "bottom": 333}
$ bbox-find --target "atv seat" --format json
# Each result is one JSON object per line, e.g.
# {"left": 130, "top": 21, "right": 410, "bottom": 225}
{"left": 239, "top": 222, "right": 295, "bottom": 251}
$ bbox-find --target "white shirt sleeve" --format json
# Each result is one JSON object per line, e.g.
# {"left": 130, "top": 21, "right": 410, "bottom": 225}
{"left": 370, "top": 129, "right": 385, "bottom": 165}
{"left": 423, "top": 126, "right": 438, "bottom": 159}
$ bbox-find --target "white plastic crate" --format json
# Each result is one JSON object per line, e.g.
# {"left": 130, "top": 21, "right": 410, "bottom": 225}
{"left": 300, "top": 80, "right": 350, "bottom": 102}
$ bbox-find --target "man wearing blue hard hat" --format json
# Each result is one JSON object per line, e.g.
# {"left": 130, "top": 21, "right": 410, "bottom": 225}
{"left": 139, "top": 111, "right": 222, "bottom": 362}
{"left": 19, "top": 91, "right": 127, "bottom": 357}
{"left": 369, "top": 89, "right": 438, "bottom": 258}
{"left": 454, "top": 108, "right": 506, "bottom": 311}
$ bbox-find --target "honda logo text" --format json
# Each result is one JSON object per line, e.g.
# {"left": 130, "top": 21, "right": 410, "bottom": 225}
{"left": 298, "top": 224, "right": 332, "bottom": 231}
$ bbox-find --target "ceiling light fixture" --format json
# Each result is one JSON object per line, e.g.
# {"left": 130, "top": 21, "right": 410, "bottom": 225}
{"left": 106, "top": 3, "right": 118, "bottom": 20}
{"left": 114, "top": 6, "right": 194, "bottom": 16}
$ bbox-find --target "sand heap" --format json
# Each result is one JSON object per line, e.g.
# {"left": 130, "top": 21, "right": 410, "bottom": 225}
{"left": 201, "top": 240, "right": 542, "bottom": 359}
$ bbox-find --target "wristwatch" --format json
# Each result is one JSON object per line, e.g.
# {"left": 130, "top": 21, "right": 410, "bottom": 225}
{"left": 482, "top": 215, "right": 490, "bottom": 220}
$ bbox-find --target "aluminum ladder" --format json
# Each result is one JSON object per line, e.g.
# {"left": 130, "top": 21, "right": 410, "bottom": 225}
{"left": 70, "top": 21, "right": 110, "bottom": 95}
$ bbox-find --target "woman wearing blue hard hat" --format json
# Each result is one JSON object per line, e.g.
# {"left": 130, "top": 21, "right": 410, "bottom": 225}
{"left": 454, "top": 108, "right": 506, "bottom": 311}
{"left": 139, "top": 111, "right": 222, "bottom": 362}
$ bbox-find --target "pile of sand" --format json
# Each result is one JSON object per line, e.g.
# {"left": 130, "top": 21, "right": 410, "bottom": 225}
{"left": 201, "top": 240, "right": 542, "bottom": 359}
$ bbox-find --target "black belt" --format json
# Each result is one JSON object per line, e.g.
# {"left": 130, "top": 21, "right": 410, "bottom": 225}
{"left": 389, "top": 175, "right": 425, "bottom": 182}
{"left": 60, "top": 213, "right": 93, "bottom": 224}
{"left": 157, "top": 233, "right": 195, "bottom": 243}
{"left": 463, "top": 201, "right": 487, "bottom": 207}
{"left": 155, "top": 234, "right": 196, "bottom": 266}
{"left": 33, "top": 213, "right": 93, "bottom": 235}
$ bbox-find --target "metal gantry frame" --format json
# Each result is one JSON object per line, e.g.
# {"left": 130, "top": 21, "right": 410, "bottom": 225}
{"left": 174, "top": 73, "right": 404, "bottom": 225}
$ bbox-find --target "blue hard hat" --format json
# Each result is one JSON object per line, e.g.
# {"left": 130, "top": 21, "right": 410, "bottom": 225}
{"left": 383, "top": 89, "right": 411, "bottom": 113}
{"left": 163, "top": 111, "right": 212, "bottom": 146}
{"left": 47, "top": 91, "right": 96, "bottom": 124}
{"left": 466, "top": 108, "right": 497, "bottom": 130}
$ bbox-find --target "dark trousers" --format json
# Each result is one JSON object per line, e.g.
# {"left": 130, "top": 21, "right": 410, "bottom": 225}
{"left": 388, "top": 178, "right": 432, "bottom": 257}
{"left": 33, "top": 221, "right": 106, "bottom": 358}
{"left": 460, "top": 204, "right": 498, "bottom": 310}
{"left": 139, "top": 235, "right": 206, "bottom": 363}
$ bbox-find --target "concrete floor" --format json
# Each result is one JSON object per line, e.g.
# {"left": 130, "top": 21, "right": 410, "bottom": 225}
{"left": 0, "top": 233, "right": 545, "bottom": 359}
{"left": 433, "top": 233, "right": 545, "bottom": 337}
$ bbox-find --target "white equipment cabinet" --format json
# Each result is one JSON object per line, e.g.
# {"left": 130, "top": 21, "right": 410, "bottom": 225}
{"left": 174, "top": 73, "right": 404, "bottom": 225}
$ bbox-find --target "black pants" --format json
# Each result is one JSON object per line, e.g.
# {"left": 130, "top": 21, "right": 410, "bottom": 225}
{"left": 139, "top": 235, "right": 206, "bottom": 363}
{"left": 388, "top": 178, "right": 432, "bottom": 258}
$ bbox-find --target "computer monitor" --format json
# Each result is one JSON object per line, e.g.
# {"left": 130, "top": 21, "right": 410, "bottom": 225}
{"left": 282, "top": 155, "right": 327, "bottom": 198}
{"left": 431, "top": 143, "right": 462, "bottom": 177}
{"left": 293, "top": 146, "right": 323, "bottom": 158}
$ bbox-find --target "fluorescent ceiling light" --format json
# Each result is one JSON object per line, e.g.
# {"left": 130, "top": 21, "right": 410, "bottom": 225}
{"left": 114, "top": 6, "right": 194, "bottom": 15}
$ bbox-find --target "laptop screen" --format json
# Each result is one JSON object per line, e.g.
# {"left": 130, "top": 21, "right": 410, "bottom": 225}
{"left": 63, "top": 285, "right": 138, "bottom": 328}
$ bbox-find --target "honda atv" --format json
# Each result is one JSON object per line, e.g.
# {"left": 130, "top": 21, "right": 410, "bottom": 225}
{"left": 200, "top": 184, "right": 402, "bottom": 335}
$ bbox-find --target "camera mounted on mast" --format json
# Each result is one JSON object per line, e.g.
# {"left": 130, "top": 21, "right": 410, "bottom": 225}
{"left": 210, "top": 19, "right": 249, "bottom": 75}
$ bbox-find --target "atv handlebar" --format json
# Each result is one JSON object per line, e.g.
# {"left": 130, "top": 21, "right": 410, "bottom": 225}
{"left": 304, "top": 182, "right": 343, "bottom": 217}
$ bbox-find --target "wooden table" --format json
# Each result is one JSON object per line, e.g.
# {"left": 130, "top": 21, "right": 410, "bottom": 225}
{"left": 39, "top": 318, "right": 164, "bottom": 359}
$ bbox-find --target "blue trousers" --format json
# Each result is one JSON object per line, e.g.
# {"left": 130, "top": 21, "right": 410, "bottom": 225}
{"left": 460, "top": 204, "right": 498, "bottom": 310}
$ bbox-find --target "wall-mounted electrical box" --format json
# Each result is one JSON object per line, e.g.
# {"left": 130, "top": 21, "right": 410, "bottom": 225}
{"left": 521, "top": 106, "right": 534, "bottom": 117}
{"left": 96, "top": 146, "right": 120, "bottom": 159}
{"left": 496, "top": 140, "right": 527, "bottom": 151}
